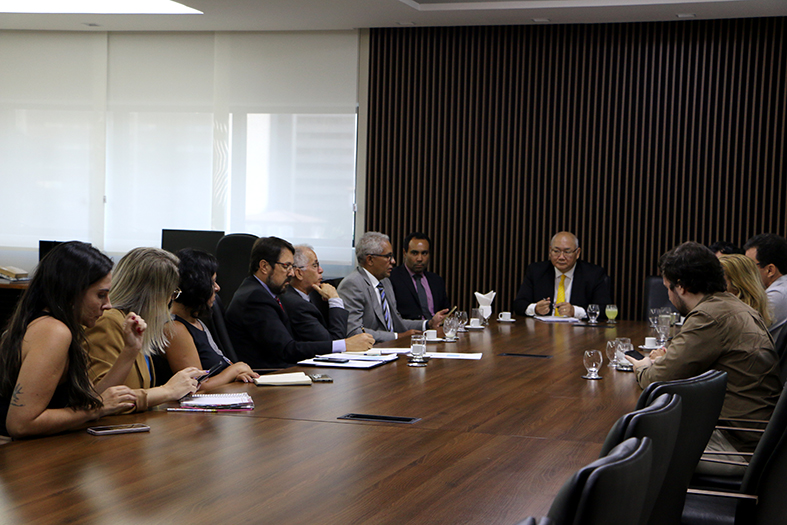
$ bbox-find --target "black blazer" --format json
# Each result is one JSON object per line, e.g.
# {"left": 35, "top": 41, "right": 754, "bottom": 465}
{"left": 279, "top": 287, "right": 349, "bottom": 342}
{"left": 225, "top": 276, "right": 331, "bottom": 368}
{"left": 389, "top": 265, "right": 450, "bottom": 320}
{"left": 512, "top": 260, "right": 612, "bottom": 315}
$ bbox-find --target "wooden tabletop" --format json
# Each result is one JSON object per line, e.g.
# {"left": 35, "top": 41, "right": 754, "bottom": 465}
{"left": 0, "top": 318, "right": 651, "bottom": 525}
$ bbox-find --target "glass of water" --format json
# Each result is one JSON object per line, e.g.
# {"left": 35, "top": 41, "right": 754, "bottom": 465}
{"left": 582, "top": 350, "right": 603, "bottom": 379}
{"left": 587, "top": 304, "right": 600, "bottom": 324}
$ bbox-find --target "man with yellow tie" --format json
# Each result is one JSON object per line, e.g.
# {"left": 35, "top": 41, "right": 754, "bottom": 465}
{"left": 512, "top": 231, "right": 612, "bottom": 319}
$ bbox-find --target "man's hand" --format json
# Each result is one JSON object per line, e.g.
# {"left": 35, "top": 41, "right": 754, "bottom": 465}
{"left": 345, "top": 333, "right": 375, "bottom": 352}
{"left": 535, "top": 298, "right": 552, "bottom": 316}
{"left": 312, "top": 283, "right": 339, "bottom": 300}
{"left": 428, "top": 309, "right": 450, "bottom": 329}
{"left": 624, "top": 354, "right": 652, "bottom": 373}
{"left": 555, "top": 302, "right": 575, "bottom": 317}
{"left": 649, "top": 347, "right": 667, "bottom": 361}
{"left": 397, "top": 329, "right": 421, "bottom": 340}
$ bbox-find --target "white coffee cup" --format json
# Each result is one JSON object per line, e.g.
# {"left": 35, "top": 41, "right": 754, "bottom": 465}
{"left": 424, "top": 329, "right": 438, "bottom": 340}
{"left": 498, "top": 311, "right": 512, "bottom": 321}
{"left": 469, "top": 318, "right": 482, "bottom": 328}
{"left": 645, "top": 337, "right": 658, "bottom": 348}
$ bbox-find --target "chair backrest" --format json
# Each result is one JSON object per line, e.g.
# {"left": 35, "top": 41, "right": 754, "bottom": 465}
{"left": 750, "top": 418, "right": 787, "bottom": 524}
{"left": 635, "top": 370, "right": 728, "bottom": 525}
{"left": 574, "top": 437, "right": 653, "bottom": 525}
{"left": 203, "top": 294, "right": 238, "bottom": 363}
{"left": 546, "top": 438, "right": 651, "bottom": 525}
{"left": 643, "top": 275, "right": 678, "bottom": 318}
{"left": 215, "top": 233, "right": 258, "bottom": 306}
{"left": 774, "top": 329, "right": 787, "bottom": 383}
{"left": 600, "top": 394, "right": 682, "bottom": 525}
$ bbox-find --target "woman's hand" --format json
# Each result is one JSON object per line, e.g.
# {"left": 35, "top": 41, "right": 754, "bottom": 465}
{"left": 163, "top": 367, "right": 202, "bottom": 401}
{"left": 121, "top": 312, "right": 147, "bottom": 354}
{"left": 98, "top": 385, "right": 137, "bottom": 416}
{"left": 230, "top": 362, "right": 259, "bottom": 383}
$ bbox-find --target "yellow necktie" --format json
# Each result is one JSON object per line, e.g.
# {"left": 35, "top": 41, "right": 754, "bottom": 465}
{"left": 555, "top": 275, "right": 566, "bottom": 316}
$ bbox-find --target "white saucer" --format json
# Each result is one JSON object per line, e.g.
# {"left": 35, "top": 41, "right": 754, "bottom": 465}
{"left": 497, "top": 319, "right": 516, "bottom": 323}
{"left": 425, "top": 338, "right": 443, "bottom": 343}
{"left": 638, "top": 345, "right": 661, "bottom": 351}
{"left": 443, "top": 337, "right": 457, "bottom": 343}
{"left": 466, "top": 325, "right": 484, "bottom": 331}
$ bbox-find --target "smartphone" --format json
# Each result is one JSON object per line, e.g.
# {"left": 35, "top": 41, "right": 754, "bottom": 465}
{"left": 313, "top": 356, "right": 350, "bottom": 363}
{"left": 87, "top": 423, "right": 150, "bottom": 436}
{"left": 307, "top": 373, "right": 334, "bottom": 382}
{"left": 625, "top": 349, "right": 646, "bottom": 361}
{"left": 197, "top": 362, "right": 224, "bottom": 384}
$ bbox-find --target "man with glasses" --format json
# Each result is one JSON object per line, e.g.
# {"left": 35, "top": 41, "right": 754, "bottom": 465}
{"left": 744, "top": 233, "right": 787, "bottom": 340}
{"left": 338, "top": 231, "right": 448, "bottom": 342}
{"left": 512, "top": 231, "right": 611, "bottom": 319}
{"left": 226, "top": 237, "right": 373, "bottom": 369}
{"left": 280, "top": 245, "right": 374, "bottom": 349}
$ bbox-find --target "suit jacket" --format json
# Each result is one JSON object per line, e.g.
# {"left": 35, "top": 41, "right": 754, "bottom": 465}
{"left": 225, "top": 276, "right": 331, "bottom": 368}
{"left": 337, "top": 267, "right": 423, "bottom": 342}
{"left": 512, "top": 260, "right": 612, "bottom": 315}
{"left": 279, "top": 287, "right": 349, "bottom": 342}
{"left": 388, "top": 265, "right": 450, "bottom": 320}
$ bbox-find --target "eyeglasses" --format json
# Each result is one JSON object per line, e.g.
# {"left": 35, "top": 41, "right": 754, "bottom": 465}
{"left": 550, "top": 248, "right": 579, "bottom": 257}
{"left": 370, "top": 253, "right": 394, "bottom": 261}
{"left": 171, "top": 288, "right": 182, "bottom": 301}
{"left": 297, "top": 261, "right": 321, "bottom": 270}
{"left": 273, "top": 261, "right": 294, "bottom": 271}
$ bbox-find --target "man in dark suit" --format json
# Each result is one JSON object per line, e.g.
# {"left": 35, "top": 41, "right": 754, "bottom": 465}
{"left": 279, "top": 244, "right": 350, "bottom": 342}
{"left": 513, "top": 231, "right": 612, "bottom": 319}
{"left": 389, "top": 232, "right": 451, "bottom": 320}
{"left": 338, "top": 231, "right": 449, "bottom": 343}
{"left": 225, "top": 237, "right": 373, "bottom": 369}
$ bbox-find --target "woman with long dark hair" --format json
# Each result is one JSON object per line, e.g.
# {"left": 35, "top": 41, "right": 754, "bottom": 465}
{"left": 0, "top": 242, "right": 136, "bottom": 438}
{"left": 163, "top": 249, "right": 257, "bottom": 389}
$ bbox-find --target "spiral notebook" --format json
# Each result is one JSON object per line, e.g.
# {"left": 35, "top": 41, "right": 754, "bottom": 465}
{"left": 180, "top": 393, "right": 254, "bottom": 409}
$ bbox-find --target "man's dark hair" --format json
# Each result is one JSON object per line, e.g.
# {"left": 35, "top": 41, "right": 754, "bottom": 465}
{"left": 708, "top": 241, "right": 743, "bottom": 255}
{"left": 402, "top": 232, "right": 432, "bottom": 253}
{"left": 249, "top": 236, "right": 295, "bottom": 275}
{"left": 743, "top": 233, "right": 787, "bottom": 275}
{"left": 659, "top": 241, "right": 727, "bottom": 295}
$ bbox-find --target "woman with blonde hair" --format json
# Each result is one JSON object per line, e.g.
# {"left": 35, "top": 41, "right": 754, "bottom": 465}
{"left": 86, "top": 247, "right": 202, "bottom": 411}
{"left": 719, "top": 254, "right": 773, "bottom": 327}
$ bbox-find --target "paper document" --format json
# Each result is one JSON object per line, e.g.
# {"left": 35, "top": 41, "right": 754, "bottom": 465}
{"left": 299, "top": 353, "right": 398, "bottom": 369}
{"left": 425, "top": 352, "right": 482, "bottom": 360}
{"left": 534, "top": 315, "right": 579, "bottom": 323}
{"left": 181, "top": 393, "right": 254, "bottom": 409}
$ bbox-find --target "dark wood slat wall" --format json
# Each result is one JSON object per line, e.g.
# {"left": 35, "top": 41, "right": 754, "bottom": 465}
{"left": 365, "top": 18, "right": 787, "bottom": 320}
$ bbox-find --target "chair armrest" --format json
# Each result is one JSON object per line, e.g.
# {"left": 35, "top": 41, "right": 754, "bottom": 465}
{"left": 716, "top": 425, "right": 764, "bottom": 433}
{"left": 717, "top": 417, "right": 768, "bottom": 424}
{"left": 687, "top": 488, "right": 757, "bottom": 502}
{"left": 698, "top": 458, "right": 748, "bottom": 467}
{"left": 701, "top": 451, "right": 753, "bottom": 457}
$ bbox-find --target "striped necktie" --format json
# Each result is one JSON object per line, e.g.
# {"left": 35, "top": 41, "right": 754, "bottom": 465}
{"left": 377, "top": 282, "right": 394, "bottom": 331}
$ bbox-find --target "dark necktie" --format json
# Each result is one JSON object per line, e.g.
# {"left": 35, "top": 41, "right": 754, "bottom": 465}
{"left": 414, "top": 273, "right": 431, "bottom": 320}
{"left": 376, "top": 282, "right": 394, "bottom": 331}
{"left": 275, "top": 296, "right": 284, "bottom": 311}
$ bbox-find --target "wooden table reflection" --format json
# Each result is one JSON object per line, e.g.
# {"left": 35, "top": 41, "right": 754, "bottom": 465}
{"left": 0, "top": 318, "right": 651, "bottom": 525}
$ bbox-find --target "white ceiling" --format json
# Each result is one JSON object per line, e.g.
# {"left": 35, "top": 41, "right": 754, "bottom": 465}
{"left": 0, "top": 0, "right": 785, "bottom": 32}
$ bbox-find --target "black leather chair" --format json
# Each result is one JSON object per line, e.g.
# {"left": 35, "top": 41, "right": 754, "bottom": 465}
{"left": 599, "top": 393, "right": 683, "bottom": 525}
{"left": 643, "top": 275, "right": 679, "bottom": 318}
{"left": 682, "top": 381, "right": 787, "bottom": 524}
{"left": 774, "top": 329, "right": 787, "bottom": 383}
{"left": 634, "top": 370, "right": 728, "bottom": 525}
{"left": 516, "top": 437, "right": 653, "bottom": 525}
{"left": 215, "top": 233, "right": 258, "bottom": 307}
{"left": 203, "top": 294, "right": 238, "bottom": 363}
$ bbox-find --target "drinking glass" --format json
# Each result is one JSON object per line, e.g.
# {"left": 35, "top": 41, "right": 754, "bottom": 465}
{"left": 470, "top": 308, "right": 483, "bottom": 327}
{"left": 456, "top": 311, "right": 469, "bottom": 332}
{"left": 656, "top": 314, "right": 671, "bottom": 345}
{"left": 582, "top": 350, "right": 603, "bottom": 379}
{"left": 443, "top": 316, "right": 458, "bottom": 340}
{"left": 648, "top": 308, "right": 660, "bottom": 330}
{"left": 605, "top": 304, "right": 619, "bottom": 324}
{"left": 587, "top": 304, "right": 600, "bottom": 324}
{"left": 410, "top": 334, "right": 426, "bottom": 358}
{"left": 615, "top": 341, "right": 634, "bottom": 370}
{"left": 606, "top": 340, "right": 618, "bottom": 368}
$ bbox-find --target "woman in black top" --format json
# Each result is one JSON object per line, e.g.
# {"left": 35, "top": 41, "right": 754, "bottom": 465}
{"left": 0, "top": 242, "right": 137, "bottom": 438}
{"left": 164, "top": 249, "right": 257, "bottom": 389}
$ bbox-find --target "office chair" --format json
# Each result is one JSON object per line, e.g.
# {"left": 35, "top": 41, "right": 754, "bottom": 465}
{"left": 203, "top": 294, "right": 238, "bottom": 362}
{"left": 215, "top": 233, "right": 258, "bottom": 307}
{"left": 599, "top": 393, "right": 682, "bottom": 525}
{"left": 634, "top": 370, "right": 728, "bottom": 525}
{"left": 643, "top": 275, "right": 678, "bottom": 318}
{"left": 516, "top": 437, "right": 653, "bottom": 525}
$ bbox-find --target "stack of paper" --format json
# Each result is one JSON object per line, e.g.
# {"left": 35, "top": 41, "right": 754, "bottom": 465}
{"left": 180, "top": 393, "right": 254, "bottom": 409}
{"left": 254, "top": 372, "right": 312, "bottom": 386}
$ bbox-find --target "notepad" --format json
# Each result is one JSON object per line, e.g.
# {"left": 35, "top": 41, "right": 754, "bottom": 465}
{"left": 180, "top": 393, "right": 254, "bottom": 409}
{"left": 254, "top": 372, "right": 312, "bottom": 386}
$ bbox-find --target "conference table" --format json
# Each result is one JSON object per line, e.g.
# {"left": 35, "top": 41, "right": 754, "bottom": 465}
{"left": 0, "top": 318, "right": 652, "bottom": 525}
